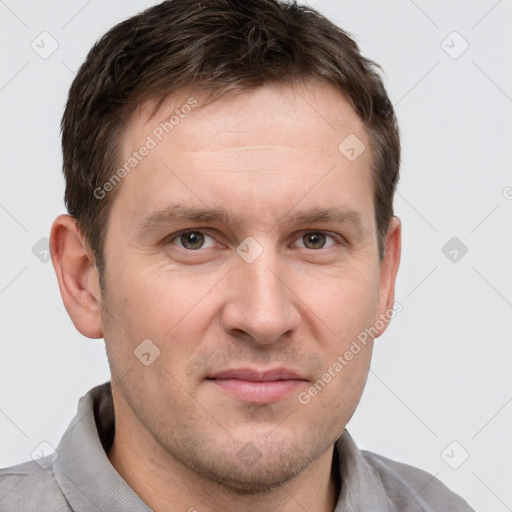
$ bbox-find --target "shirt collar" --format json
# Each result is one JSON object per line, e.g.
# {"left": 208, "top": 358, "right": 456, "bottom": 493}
{"left": 53, "top": 382, "right": 151, "bottom": 511}
{"left": 52, "top": 381, "right": 392, "bottom": 512}
{"left": 333, "top": 430, "right": 393, "bottom": 511}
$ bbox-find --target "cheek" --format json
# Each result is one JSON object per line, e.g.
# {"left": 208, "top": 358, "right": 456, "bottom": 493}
{"left": 303, "top": 263, "right": 380, "bottom": 343}
{"left": 107, "top": 259, "right": 195, "bottom": 329}
{"left": 299, "top": 340, "right": 372, "bottom": 440}
{"left": 302, "top": 265, "right": 378, "bottom": 414}
{"left": 102, "top": 260, "right": 223, "bottom": 367}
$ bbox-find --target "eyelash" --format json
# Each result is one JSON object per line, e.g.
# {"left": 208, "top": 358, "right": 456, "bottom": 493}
{"left": 167, "top": 229, "right": 343, "bottom": 251}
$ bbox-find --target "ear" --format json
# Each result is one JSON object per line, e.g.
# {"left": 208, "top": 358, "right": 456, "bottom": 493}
{"left": 375, "top": 216, "right": 401, "bottom": 338}
{"left": 49, "top": 214, "right": 103, "bottom": 339}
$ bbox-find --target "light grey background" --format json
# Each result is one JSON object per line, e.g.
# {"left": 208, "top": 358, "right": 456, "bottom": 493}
{"left": 1, "top": 1, "right": 511, "bottom": 510}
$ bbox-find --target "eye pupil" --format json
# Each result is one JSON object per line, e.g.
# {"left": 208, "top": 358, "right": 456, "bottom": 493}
{"left": 304, "top": 232, "right": 326, "bottom": 249}
{"left": 181, "top": 232, "right": 204, "bottom": 249}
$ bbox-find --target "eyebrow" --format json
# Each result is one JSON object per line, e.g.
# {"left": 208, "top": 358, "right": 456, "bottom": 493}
{"left": 138, "top": 203, "right": 362, "bottom": 233}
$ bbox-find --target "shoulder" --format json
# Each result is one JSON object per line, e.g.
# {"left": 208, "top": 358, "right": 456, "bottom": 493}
{"left": 0, "top": 457, "right": 70, "bottom": 512}
{"left": 361, "top": 450, "right": 475, "bottom": 511}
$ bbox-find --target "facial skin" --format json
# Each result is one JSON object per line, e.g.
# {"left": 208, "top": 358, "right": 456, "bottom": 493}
{"left": 50, "top": 82, "right": 400, "bottom": 512}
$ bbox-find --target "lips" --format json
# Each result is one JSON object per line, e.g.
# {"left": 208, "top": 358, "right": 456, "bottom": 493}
{"left": 209, "top": 368, "right": 304, "bottom": 381}
{"left": 207, "top": 367, "right": 307, "bottom": 403}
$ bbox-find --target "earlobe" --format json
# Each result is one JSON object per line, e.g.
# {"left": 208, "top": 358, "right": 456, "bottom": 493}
{"left": 49, "top": 214, "right": 104, "bottom": 339}
{"left": 375, "top": 216, "right": 402, "bottom": 338}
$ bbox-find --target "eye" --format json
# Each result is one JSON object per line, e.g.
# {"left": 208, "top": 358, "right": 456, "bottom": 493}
{"left": 294, "top": 232, "right": 337, "bottom": 250}
{"left": 171, "top": 231, "right": 217, "bottom": 250}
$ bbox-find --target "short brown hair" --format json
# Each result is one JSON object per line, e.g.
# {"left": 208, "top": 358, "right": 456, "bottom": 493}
{"left": 61, "top": 0, "right": 400, "bottom": 279}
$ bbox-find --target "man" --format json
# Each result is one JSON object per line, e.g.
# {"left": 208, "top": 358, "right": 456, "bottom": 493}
{"left": 0, "top": 0, "right": 474, "bottom": 510}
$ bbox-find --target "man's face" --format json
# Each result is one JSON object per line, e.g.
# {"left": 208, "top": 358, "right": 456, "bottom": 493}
{"left": 100, "top": 83, "right": 395, "bottom": 492}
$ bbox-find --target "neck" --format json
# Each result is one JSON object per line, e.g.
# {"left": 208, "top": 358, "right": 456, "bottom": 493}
{"left": 107, "top": 395, "right": 340, "bottom": 512}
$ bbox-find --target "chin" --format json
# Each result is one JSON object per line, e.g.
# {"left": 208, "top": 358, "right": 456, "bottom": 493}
{"left": 191, "top": 451, "right": 309, "bottom": 495}
{"left": 172, "top": 432, "right": 332, "bottom": 496}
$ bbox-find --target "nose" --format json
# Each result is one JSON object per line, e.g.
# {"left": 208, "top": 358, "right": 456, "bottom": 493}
{"left": 221, "top": 248, "right": 301, "bottom": 346}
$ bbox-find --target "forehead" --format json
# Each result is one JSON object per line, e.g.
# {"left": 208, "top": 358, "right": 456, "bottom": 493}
{"left": 111, "top": 82, "right": 374, "bottom": 231}
{"left": 130, "top": 83, "right": 365, "bottom": 155}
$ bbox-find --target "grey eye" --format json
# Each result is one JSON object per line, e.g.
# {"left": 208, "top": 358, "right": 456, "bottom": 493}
{"left": 295, "top": 232, "right": 339, "bottom": 250}
{"left": 173, "top": 231, "right": 216, "bottom": 250}
{"left": 302, "top": 233, "right": 327, "bottom": 249}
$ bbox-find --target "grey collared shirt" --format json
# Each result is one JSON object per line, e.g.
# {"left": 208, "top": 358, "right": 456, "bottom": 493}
{"left": 0, "top": 382, "right": 474, "bottom": 511}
